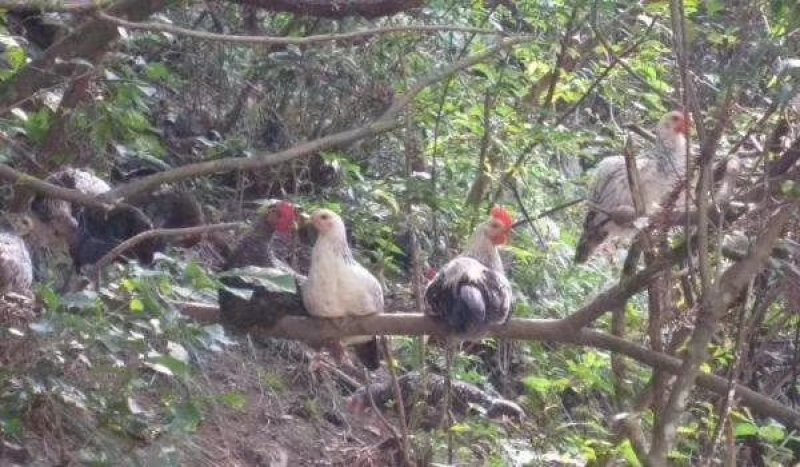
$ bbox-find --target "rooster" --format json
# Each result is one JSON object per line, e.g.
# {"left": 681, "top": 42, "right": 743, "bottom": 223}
{"left": 424, "top": 207, "right": 515, "bottom": 335}
{"left": 574, "top": 110, "right": 689, "bottom": 263}
{"left": 301, "top": 209, "right": 383, "bottom": 370}
{"left": 217, "top": 201, "right": 304, "bottom": 326}
{"left": 222, "top": 200, "right": 304, "bottom": 272}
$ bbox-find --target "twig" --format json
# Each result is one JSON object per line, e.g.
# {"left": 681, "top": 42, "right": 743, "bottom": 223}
{"left": 509, "top": 197, "right": 584, "bottom": 229}
{"left": 380, "top": 337, "right": 411, "bottom": 465}
{"left": 90, "top": 222, "right": 244, "bottom": 280}
{"left": 96, "top": 12, "right": 504, "bottom": 46}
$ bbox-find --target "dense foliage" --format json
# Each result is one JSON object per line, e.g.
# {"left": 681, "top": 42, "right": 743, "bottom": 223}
{"left": 0, "top": 0, "right": 798, "bottom": 465}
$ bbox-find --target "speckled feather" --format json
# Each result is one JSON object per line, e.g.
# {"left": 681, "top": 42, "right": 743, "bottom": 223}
{"left": 575, "top": 111, "right": 689, "bottom": 263}
{"left": 0, "top": 231, "right": 33, "bottom": 294}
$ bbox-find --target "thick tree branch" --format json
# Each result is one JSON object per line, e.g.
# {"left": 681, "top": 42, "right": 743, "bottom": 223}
{"left": 560, "top": 247, "right": 682, "bottom": 329}
{"left": 229, "top": 0, "right": 425, "bottom": 18}
{"left": 96, "top": 12, "right": 502, "bottom": 45}
{"left": 0, "top": 163, "right": 108, "bottom": 210}
{"left": 206, "top": 312, "right": 800, "bottom": 428}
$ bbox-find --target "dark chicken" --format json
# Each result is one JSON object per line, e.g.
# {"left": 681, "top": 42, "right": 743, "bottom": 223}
{"left": 222, "top": 201, "right": 303, "bottom": 272}
{"left": 425, "top": 207, "right": 514, "bottom": 335}
{"left": 128, "top": 190, "right": 206, "bottom": 249}
{"left": 70, "top": 205, "right": 156, "bottom": 270}
{"left": 217, "top": 201, "right": 304, "bottom": 327}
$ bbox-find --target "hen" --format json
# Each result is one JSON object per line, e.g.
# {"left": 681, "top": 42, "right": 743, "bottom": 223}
{"left": 301, "top": 209, "right": 384, "bottom": 370}
{"left": 574, "top": 110, "right": 689, "bottom": 263}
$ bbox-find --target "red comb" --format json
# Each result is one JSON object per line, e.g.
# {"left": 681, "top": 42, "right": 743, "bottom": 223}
{"left": 491, "top": 206, "right": 514, "bottom": 229}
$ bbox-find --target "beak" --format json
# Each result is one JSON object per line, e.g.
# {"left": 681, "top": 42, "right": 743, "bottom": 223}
{"left": 297, "top": 212, "right": 312, "bottom": 230}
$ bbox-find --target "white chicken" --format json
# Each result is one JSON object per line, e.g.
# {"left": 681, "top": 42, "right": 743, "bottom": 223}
{"left": 424, "top": 207, "right": 514, "bottom": 335}
{"left": 574, "top": 110, "right": 689, "bottom": 263}
{"left": 301, "top": 209, "right": 384, "bottom": 370}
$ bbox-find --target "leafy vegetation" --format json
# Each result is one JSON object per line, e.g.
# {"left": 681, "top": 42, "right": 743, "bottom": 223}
{"left": 0, "top": 0, "right": 798, "bottom": 465}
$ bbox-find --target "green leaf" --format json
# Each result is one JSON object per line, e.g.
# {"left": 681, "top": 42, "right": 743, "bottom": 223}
{"left": 146, "top": 356, "right": 191, "bottom": 378}
{"left": 130, "top": 298, "right": 145, "bottom": 314}
{"left": 220, "top": 393, "right": 248, "bottom": 412}
{"left": 734, "top": 422, "right": 759, "bottom": 438}
{"left": 759, "top": 424, "right": 786, "bottom": 444}
{"left": 218, "top": 267, "right": 297, "bottom": 294}
{"left": 617, "top": 440, "right": 642, "bottom": 467}
{"left": 168, "top": 401, "right": 202, "bottom": 434}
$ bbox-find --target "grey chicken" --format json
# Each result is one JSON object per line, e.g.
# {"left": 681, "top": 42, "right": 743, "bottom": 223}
{"left": 0, "top": 215, "right": 34, "bottom": 295}
{"left": 575, "top": 110, "right": 690, "bottom": 263}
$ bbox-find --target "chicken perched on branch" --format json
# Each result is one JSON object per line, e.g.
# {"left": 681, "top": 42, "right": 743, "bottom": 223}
{"left": 222, "top": 201, "right": 304, "bottom": 272}
{"left": 0, "top": 215, "right": 34, "bottom": 296}
{"left": 425, "top": 207, "right": 515, "bottom": 335}
{"left": 301, "top": 209, "right": 384, "bottom": 370}
{"left": 574, "top": 110, "right": 690, "bottom": 263}
{"left": 217, "top": 201, "right": 312, "bottom": 328}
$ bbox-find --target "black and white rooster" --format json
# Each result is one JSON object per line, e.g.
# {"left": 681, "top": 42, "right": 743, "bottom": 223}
{"left": 424, "top": 207, "right": 514, "bottom": 336}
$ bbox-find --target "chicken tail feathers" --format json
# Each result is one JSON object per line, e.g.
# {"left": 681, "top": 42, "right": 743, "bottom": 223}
{"left": 574, "top": 211, "right": 608, "bottom": 264}
{"left": 446, "top": 284, "right": 487, "bottom": 334}
{"left": 353, "top": 337, "right": 381, "bottom": 371}
{"left": 574, "top": 231, "right": 594, "bottom": 264}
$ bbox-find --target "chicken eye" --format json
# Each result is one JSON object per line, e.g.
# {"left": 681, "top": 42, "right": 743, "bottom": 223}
{"left": 320, "top": 214, "right": 329, "bottom": 220}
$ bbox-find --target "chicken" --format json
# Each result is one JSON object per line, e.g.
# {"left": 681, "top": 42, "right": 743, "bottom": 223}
{"left": 222, "top": 201, "right": 303, "bottom": 272}
{"left": 0, "top": 215, "right": 34, "bottom": 296}
{"left": 217, "top": 201, "right": 304, "bottom": 326}
{"left": 424, "top": 207, "right": 514, "bottom": 335}
{"left": 129, "top": 191, "right": 206, "bottom": 248}
{"left": 71, "top": 204, "right": 156, "bottom": 270}
{"left": 301, "top": 209, "right": 384, "bottom": 370}
{"left": 31, "top": 167, "right": 111, "bottom": 240}
{"left": 574, "top": 110, "right": 689, "bottom": 263}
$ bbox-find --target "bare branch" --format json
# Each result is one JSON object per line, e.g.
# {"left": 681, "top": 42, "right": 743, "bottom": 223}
{"left": 229, "top": 0, "right": 425, "bottom": 18}
{"left": 90, "top": 222, "right": 245, "bottom": 276}
{"left": 96, "top": 12, "right": 503, "bottom": 46}
{"left": 199, "top": 311, "right": 800, "bottom": 427}
{"left": 649, "top": 202, "right": 798, "bottom": 464}
{"left": 104, "top": 35, "right": 535, "bottom": 202}
{"left": 0, "top": 163, "right": 109, "bottom": 210}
